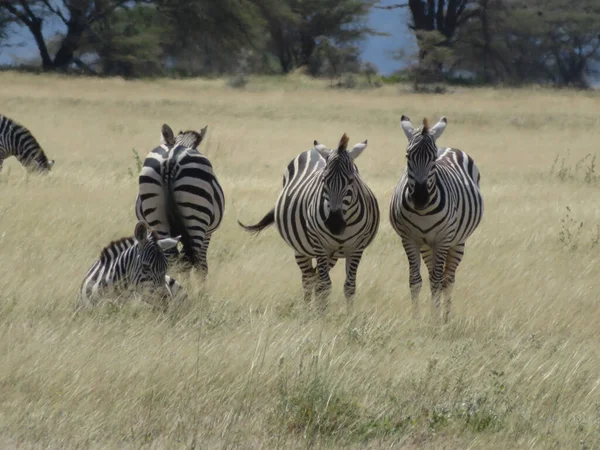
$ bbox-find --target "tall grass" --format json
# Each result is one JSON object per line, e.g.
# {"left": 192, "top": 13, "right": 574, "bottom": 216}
{"left": 0, "top": 72, "right": 599, "bottom": 448}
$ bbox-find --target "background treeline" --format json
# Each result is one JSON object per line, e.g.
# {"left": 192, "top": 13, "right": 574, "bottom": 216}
{"left": 0, "top": 0, "right": 599, "bottom": 88}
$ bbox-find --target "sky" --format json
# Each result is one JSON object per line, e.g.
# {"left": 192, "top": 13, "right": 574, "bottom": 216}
{"left": 0, "top": 1, "right": 416, "bottom": 75}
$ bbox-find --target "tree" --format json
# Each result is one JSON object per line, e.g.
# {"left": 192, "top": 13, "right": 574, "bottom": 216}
{"left": 253, "top": 0, "right": 378, "bottom": 74}
{"left": 0, "top": 0, "right": 139, "bottom": 72}
{"left": 155, "top": 0, "right": 266, "bottom": 75}
{"left": 453, "top": 0, "right": 600, "bottom": 87}
{"left": 381, "top": 0, "right": 479, "bottom": 78}
{"left": 79, "top": 4, "right": 167, "bottom": 77}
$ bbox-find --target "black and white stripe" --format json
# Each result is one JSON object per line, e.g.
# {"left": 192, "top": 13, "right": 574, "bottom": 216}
{"left": 239, "top": 133, "right": 380, "bottom": 310}
{"left": 135, "top": 124, "right": 225, "bottom": 278}
{"left": 0, "top": 114, "right": 54, "bottom": 172}
{"left": 389, "top": 115, "right": 483, "bottom": 322}
{"left": 78, "top": 221, "right": 183, "bottom": 308}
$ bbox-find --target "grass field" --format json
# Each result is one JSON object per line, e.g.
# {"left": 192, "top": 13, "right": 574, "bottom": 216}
{"left": 1, "top": 72, "right": 600, "bottom": 449}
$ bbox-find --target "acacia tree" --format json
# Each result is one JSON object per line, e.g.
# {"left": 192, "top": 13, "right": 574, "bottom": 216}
{"left": 380, "top": 0, "right": 479, "bottom": 78}
{"left": 453, "top": 0, "right": 600, "bottom": 87}
{"left": 0, "top": 0, "right": 138, "bottom": 71}
{"left": 253, "top": 0, "right": 377, "bottom": 74}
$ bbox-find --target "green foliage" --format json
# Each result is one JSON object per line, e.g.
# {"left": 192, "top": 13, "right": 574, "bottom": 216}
{"left": 453, "top": 0, "right": 600, "bottom": 87}
{"left": 255, "top": 0, "right": 378, "bottom": 74}
{"left": 81, "top": 5, "right": 167, "bottom": 77}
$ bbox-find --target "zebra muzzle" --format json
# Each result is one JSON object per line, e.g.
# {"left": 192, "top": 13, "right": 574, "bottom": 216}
{"left": 411, "top": 182, "right": 430, "bottom": 210}
{"left": 325, "top": 210, "right": 347, "bottom": 235}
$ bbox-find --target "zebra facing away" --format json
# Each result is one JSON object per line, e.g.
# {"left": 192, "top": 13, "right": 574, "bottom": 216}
{"left": 78, "top": 221, "right": 184, "bottom": 309}
{"left": 136, "top": 124, "right": 225, "bottom": 278}
{"left": 238, "top": 133, "right": 380, "bottom": 311}
{"left": 389, "top": 115, "right": 483, "bottom": 323}
{"left": 0, "top": 114, "right": 54, "bottom": 173}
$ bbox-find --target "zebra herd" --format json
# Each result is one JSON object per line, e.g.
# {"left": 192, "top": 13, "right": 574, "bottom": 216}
{"left": 0, "top": 112, "right": 483, "bottom": 322}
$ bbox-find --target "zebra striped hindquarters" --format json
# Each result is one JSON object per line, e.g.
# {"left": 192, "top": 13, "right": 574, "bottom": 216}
{"left": 389, "top": 115, "right": 483, "bottom": 323}
{"left": 136, "top": 124, "right": 225, "bottom": 278}
{"left": 239, "top": 133, "right": 380, "bottom": 312}
{"left": 0, "top": 114, "right": 55, "bottom": 173}
{"left": 77, "top": 221, "right": 184, "bottom": 310}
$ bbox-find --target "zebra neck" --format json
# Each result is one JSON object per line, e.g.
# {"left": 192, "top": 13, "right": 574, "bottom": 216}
{"left": 16, "top": 150, "right": 44, "bottom": 168}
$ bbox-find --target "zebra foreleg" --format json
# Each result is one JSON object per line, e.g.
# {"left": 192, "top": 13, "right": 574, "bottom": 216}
{"left": 424, "top": 245, "right": 449, "bottom": 322}
{"left": 343, "top": 251, "right": 363, "bottom": 311}
{"left": 314, "top": 255, "right": 333, "bottom": 312}
{"left": 295, "top": 254, "right": 317, "bottom": 303}
{"left": 442, "top": 243, "right": 465, "bottom": 323}
{"left": 402, "top": 238, "right": 422, "bottom": 318}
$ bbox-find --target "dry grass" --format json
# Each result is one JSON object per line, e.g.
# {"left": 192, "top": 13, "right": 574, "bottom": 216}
{"left": 1, "top": 71, "right": 600, "bottom": 449}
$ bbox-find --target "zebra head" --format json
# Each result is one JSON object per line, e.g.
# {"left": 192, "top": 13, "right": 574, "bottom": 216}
{"left": 314, "top": 133, "right": 368, "bottom": 235}
{"left": 400, "top": 115, "right": 447, "bottom": 210}
{"left": 131, "top": 221, "right": 180, "bottom": 289}
{"left": 28, "top": 156, "right": 55, "bottom": 173}
{"left": 175, "top": 125, "right": 208, "bottom": 149}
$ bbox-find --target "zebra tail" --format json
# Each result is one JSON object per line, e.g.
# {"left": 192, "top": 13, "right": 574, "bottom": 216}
{"left": 165, "top": 172, "right": 198, "bottom": 265}
{"left": 237, "top": 208, "right": 275, "bottom": 235}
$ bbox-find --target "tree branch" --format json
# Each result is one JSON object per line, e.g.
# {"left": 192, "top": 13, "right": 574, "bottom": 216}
{"left": 374, "top": 3, "right": 409, "bottom": 9}
{"left": 40, "top": 0, "right": 68, "bottom": 25}
{"left": 86, "top": 0, "right": 130, "bottom": 24}
{"left": 18, "top": 0, "right": 39, "bottom": 24}
{"left": 1, "top": 3, "right": 32, "bottom": 26}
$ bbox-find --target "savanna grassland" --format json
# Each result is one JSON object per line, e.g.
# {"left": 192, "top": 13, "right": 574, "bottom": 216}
{"left": 1, "top": 72, "right": 600, "bottom": 449}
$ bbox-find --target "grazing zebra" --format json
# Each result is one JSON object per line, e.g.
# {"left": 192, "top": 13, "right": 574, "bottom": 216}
{"left": 238, "top": 133, "right": 380, "bottom": 311}
{"left": 0, "top": 114, "right": 54, "bottom": 173}
{"left": 78, "top": 221, "right": 184, "bottom": 309}
{"left": 389, "top": 115, "right": 483, "bottom": 322}
{"left": 136, "top": 123, "right": 225, "bottom": 278}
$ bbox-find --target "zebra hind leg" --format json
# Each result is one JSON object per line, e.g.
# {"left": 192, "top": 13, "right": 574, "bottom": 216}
{"left": 442, "top": 243, "right": 465, "bottom": 323}
{"left": 343, "top": 251, "right": 363, "bottom": 312}
{"left": 295, "top": 254, "right": 317, "bottom": 303}
{"left": 197, "top": 234, "right": 212, "bottom": 281}
{"left": 314, "top": 255, "right": 333, "bottom": 313}
{"left": 402, "top": 239, "right": 423, "bottom": 318}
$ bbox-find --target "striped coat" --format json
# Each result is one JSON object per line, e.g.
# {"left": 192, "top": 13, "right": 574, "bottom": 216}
{"left": 78, "top": 221, "right": 183, "bottom": 309}
{"left": 239, "top": 133, "right": 379, "bottom": 311}
{"left": 0, "top": 114, "right": 54, "bottom": 172}
{"left": 136, "top": 124, "right": 225, "bottom": 277}
{"left": 389, "top": 116, "right": 483, "bottom": 322}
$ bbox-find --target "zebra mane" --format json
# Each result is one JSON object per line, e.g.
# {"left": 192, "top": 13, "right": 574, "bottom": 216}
{"left": 176, "top": 126, "right": 207, "bottom": 149}
{"left": 97, "top": 230, "right": 160, "bottom": 262}
{"left": 0, "top": 114, "right": 50, "bottom": 167}
{"left": 338, "top": 133, "right": 350, "bottom": 151}
{"left": 421, "top": 118, "right": 429, "bottom": 135}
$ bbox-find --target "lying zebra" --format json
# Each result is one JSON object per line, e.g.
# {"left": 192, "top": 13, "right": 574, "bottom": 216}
{"left": 77, "top": 221, "right": 185, "bottom": 310}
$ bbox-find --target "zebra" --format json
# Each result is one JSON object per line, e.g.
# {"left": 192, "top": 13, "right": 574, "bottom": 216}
{"left": 238, "top": 133, "right": 380, "bottom": 311}
{"left": 135, "top": 123, "right": 225, "bottom": 278}
{"left": 78, "top": 221, "right": 184, "bottom": 309}
{"left": 389, "top": 115, "right": 483, "bottom": 322}
{"left": 0, "top": 114, "right": 54, "bottom": 173}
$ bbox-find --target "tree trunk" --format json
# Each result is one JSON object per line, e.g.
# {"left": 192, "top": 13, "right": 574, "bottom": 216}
{"left": 25, "top": 16, "right": 54, "bottom": 70}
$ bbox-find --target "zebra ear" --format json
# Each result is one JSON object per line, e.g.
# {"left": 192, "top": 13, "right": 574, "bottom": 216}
{"left": 400, "top": 115, "right": 416, "bottom": 140}
{"left": 158, "top": 236, "right": 180, "bottom": 251}
{"left": 347, "top": 140, "right": 367, "bottom": 161}
{"left": 161, "top": 124, "right": 175, "bottom": 146}
{"left": 314, "top": 140, "right": 330, "bottom": 160}
{"left": 429, "top": 116, "right": 447, "bottom": 141}
{"left": 134, "top": 221, "right": 148, "bottom": 243}
{"left": 199, "top": 125, "right": 208, "bottom": 140}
